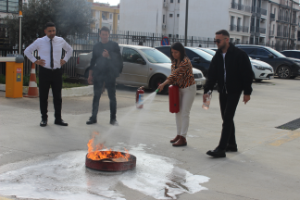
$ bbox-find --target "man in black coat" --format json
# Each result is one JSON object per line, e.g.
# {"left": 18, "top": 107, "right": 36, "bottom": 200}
{"left": 204, "top": 30, "right": 253, "bottom": 158}
{"left": 86, "top": 26, "right": 123, "bottom": 125}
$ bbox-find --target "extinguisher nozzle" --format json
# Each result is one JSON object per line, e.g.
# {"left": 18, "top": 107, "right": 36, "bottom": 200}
{"left": 155, "top": 89, "right": 159, "bottom": 93}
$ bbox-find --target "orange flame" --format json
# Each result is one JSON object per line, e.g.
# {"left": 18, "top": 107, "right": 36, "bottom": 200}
{"left": 87, "top": 132, "right": 130, "bottom": 161}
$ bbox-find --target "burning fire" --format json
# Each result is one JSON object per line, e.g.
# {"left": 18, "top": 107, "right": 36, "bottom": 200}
{"left": 87, "top": 132, "right": 130, "bottom": 162}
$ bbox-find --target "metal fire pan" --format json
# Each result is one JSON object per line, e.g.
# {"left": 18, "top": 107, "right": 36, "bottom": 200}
{"left": 85, "top": 151, "right": 136, "bottom": 172}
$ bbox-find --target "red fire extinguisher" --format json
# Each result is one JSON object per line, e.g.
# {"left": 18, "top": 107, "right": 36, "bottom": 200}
{"left": 136, "top": 87, "right": 145, "bottom": 109}
{"left": 169, "top": 85, "right": 180, "bottom": 113}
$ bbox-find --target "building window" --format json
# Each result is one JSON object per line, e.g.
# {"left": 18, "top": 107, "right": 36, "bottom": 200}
{"left": 170, "top": 0, "right": 173, "bottom": 3}
{"left": 110, "top": 13, "right": 113, "bottom": 19}
{"left": 0, "top": 0, "right": 19, "bottom": 13}
{"left": 169, "top": 34, "right": 172, "bottom": 38}
{"left": 118, "top": 15, "right": 120, "bottom": 20}
{"left": 163, "top": 15, "right": 165, "bottom": 23}
{"left": 178, "top": 0, "right": 180, "bottom": 2}
{"left": 177, "top": 14, "right": 180, "bottom": 17}
{"left": 169, "top": 14, "right": 173, "bottom": 17}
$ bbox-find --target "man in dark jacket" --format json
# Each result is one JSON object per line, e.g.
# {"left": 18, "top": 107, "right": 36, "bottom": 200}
{"left": 86, "top": 26, "right": 123, "bottom": 125}
{"left": 204, "top": 30, "right": 253, "bottom": 158}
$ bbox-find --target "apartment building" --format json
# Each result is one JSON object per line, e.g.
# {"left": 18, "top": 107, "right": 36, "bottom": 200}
{"left": 87, "top": 0, "right": 120, "bottom": 34}
{"left": 120, "top": 0, "right": 300, "bottom": 50}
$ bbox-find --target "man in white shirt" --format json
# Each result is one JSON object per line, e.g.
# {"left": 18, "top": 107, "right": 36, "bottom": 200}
{"left": 24, "top": 22, "right": 73, "bottom": 127}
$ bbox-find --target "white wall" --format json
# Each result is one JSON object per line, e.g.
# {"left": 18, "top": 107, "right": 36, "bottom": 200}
{"left": 178, "top": 0, "right": 230, "bottom": 38}
{"left": 120, "top": 0, "right": 164, "bottom": 33}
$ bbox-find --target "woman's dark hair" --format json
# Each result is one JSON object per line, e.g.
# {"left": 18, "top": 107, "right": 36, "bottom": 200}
{"left": 170, "top": 42, "right": 187, "bottom": 62}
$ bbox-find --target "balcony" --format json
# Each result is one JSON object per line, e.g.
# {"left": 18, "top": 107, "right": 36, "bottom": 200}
{"left": 269, "top": 29, "right": 275, "bottom": 36}
{"left": 260, "top": 28, "right": 266, "bottom": 34}
{"left": 229, "top": 25, "right": 249, "bottom": 33}
{"left": 279, "top": 0, "right": 289, "bottom": 9}
{"left": 270, "top": 13, "right": 275, "bottom": 21}
{"left": 278, "top": 14, "right": 290, "bottom": 23}
{"left": 257, "top": 7, "right": 267, "bottom": 15}
{"left": 250, "top": 26, "right": 260, "bottom": 36}
{"left": 277, "top": 31, "right": 289, "bottom": 38}
{"left": 231, "top": 2, "right": 251, "bottom": 13}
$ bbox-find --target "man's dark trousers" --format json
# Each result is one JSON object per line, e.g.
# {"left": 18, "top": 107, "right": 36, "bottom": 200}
{"left": 39, "top": 66, "right": 63, "bottom": 121}
{"left": 218, "top": 92, "right": 241, "bottom": 150}
{"left": 91, "top": 78, "right": 117, "bottom": 121}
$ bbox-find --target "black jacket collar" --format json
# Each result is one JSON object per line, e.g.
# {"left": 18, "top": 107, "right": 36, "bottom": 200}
{"left": 216, "top": 42, "right": 235, "bottom": 54}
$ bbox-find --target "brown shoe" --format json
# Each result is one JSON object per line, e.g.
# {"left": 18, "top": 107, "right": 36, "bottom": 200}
{"left": 170, "top": 135, "right": 181, "bottom": 143}
{"left": 172, "top": 136, "right": 187, "bottom": 147}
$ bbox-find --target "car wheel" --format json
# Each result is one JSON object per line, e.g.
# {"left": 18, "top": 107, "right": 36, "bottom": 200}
{"left": 277, "top": 65, "right": 291, "bottom": 79}
{"left": 150, "top": 74, "right": 168, "bottom": 94}
{"left": 255, "top": 79, "right": 263, "bottom": 82}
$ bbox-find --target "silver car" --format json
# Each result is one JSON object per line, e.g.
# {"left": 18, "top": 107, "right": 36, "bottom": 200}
{"left": 75, "top": 45, "right": 206, "bottom": 92}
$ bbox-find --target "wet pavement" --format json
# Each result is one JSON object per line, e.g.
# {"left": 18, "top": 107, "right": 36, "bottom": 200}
{"left": 0, "top": 78, "right": 300, "bottom": 200}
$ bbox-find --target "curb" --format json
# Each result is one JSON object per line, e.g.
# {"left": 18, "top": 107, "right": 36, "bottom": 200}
{"left": 0, "top": 84, "right": 94, "bottom": 97}
{"left": 0, "top": 197, "right": 13, "bottom": 200}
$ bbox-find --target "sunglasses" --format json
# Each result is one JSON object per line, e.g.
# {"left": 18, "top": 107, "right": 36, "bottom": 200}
{"left": 214, "top": 38, "right": 227, "bottom": 44}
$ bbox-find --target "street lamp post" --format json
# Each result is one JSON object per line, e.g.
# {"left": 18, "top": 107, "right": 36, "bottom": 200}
{"left": 184, "top": 0, "right": 189, "bottom": 46}
{"left": 19, "top": 10, "right": 23, "bottom": 54}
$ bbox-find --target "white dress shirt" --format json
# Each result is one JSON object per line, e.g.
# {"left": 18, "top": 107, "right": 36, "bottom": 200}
{"left": 24, "top": 36, "right": 73, "bottom": 70}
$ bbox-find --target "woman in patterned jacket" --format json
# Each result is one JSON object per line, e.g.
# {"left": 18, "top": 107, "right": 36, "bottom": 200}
{"left": 157, "top": 42, "right": 196, "bottom": 147}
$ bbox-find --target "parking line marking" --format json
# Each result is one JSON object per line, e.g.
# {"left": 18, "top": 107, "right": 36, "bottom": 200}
{"left": 270, "top": 131, "right": 300, "bottom": 146}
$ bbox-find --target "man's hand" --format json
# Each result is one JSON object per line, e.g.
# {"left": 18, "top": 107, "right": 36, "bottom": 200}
{"left": 34, "top": 59, "right": 46, "bottom": 67}
{"left": 203, "top": 93, "right": 209, "bottom": 103}
{"left": 60, "top": 59, "right": 66, "bottom": 66}
{"left": 88, "top": 75, "right": 93, "bottom": 85}
{"left": 102, "top": 49, "right": 110, "bottom": 58}
{"left": 243, "top": 95, "right": 250, "bottom": 104}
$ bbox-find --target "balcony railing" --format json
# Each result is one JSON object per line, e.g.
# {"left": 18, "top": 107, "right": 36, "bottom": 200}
{"left": 257, "top": 7, "right": 267, "bottom": 15}
{"left": 231, "top": 3, "right": 251, "bottom": 13}
{"left": 269, "top": 29, "right": 275, "bottom": 36}
{"left": 260, "top": 28, "right": 266, "bottom": 34}
{"left": 278, "top": 14, "right": 290, "bottom": 22}
{"left": 229, "top": 25, "right": 249, "bottom": 33}
{"left": 277, "top": 31, "right": 289, "bottom": 38}
{"left": 270, "top": 13, "right": 275, "bottom": 21}
{"left": 279, "top": 0, "right": 289, "bottom": 9}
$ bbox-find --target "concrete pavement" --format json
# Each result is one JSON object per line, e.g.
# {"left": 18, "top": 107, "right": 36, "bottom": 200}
{"left": 0, "top": 78, "right": 299, "bottom": 200}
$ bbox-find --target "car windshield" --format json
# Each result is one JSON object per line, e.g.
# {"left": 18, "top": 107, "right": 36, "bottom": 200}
{"left": 189, "top": 48, "right": 213, "bottom": 61}
{"left": 198, "top": 48, "right": 216, "bottom": 56}
{"left": 266, "top": 47, "right": 286, "bottom": 58}
{"left": 140, "top": 49, "right": 171, "bottom": 63}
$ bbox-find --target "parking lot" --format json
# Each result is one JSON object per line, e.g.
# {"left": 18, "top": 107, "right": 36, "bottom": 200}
{"left": 0, "top": 77, "right": 300, "bottom": 200}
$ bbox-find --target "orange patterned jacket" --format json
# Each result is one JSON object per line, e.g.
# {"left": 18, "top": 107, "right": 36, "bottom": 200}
{"left": 167, "top": 57, "right": 195, "bottom": 88}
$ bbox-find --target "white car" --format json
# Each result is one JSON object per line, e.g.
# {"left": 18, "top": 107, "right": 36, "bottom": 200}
{"left": 249, "top": 57, "right": 274, "bottom": 82}
{"left": 75, "top": 45, "right": 206, "bottom": 93}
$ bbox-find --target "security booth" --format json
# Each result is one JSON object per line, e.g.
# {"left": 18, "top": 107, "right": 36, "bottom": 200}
{"left": 0, "top": 55, "right": 24, "bottom": 98}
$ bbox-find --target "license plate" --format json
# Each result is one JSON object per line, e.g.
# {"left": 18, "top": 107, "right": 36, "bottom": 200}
{"left": 269, "top": 76, "right": 274, "bottom": 79}
{"left": 196, "top": 80, "right": 201, "bottom": 85}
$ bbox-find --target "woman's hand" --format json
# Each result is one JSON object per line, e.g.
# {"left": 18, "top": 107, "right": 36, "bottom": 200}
{"left": 157, "top": 82, "right": 166, "bottom": 93}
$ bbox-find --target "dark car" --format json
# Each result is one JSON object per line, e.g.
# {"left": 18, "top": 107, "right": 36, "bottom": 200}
{"left": 281, "top": 50, "right": 300, "bottom": 60}
{"left": 155, "top": 46, "right": 213, "bottom": 77}
{"left": 236, "top": 45, "right": 300, "bottom": 79}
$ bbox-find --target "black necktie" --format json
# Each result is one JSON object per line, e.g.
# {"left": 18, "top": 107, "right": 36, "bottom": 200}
{"left": 50, "top": 39, "right": 54, "bottom": 69}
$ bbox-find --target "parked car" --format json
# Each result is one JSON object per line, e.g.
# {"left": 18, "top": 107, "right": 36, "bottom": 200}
{"left": 75, "top": 45, "right": 206, "bottom": 93}
{"left": 198, "top": 47, "right": 274, "bottom": 82}
{"left": 280, "top": 50, "right": 300, "bottom": 60}
{"left": 155, "top": 46, "right": 213, "bottom": 77}
{"left": 236, "top": 45, "right": 300, "bottom": 79}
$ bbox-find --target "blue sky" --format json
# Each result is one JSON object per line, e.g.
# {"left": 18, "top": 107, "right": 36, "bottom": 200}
{"left": 94, "top": 0, "right": 120, "bottom": 6}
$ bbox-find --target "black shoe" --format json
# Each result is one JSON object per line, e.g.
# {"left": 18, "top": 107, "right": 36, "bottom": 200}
{"left": 54, "top": 119, "right": 68, "bottom": 126}
{"left": 86, "top": 119, "right": 97, "bottom": 125}
{"left": 110, "top": 119, "right": 119, "bottom": 126}
{"left": 40, "top": 120, "right": 47, "bottom": 127}
{"left": 206, "top": 148, "right": 226, "bottom": 158}
{"left": 226, "top": 145, "right": 238, "bottom": 152}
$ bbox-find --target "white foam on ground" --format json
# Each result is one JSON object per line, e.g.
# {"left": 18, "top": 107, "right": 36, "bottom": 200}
{"left": 0, "top": 144, "right": 209, "bottom": 200}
